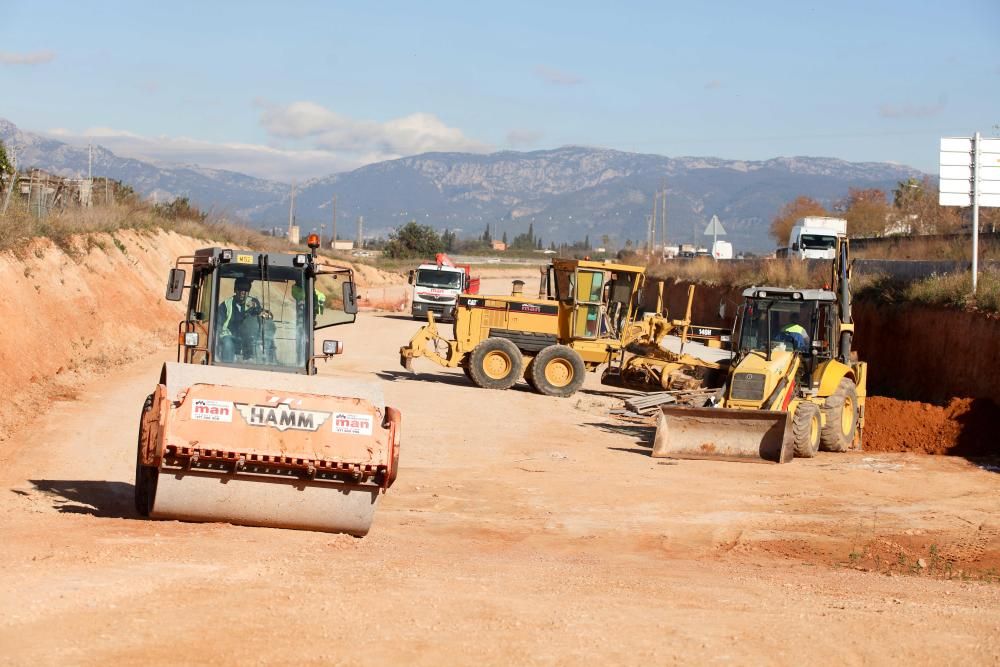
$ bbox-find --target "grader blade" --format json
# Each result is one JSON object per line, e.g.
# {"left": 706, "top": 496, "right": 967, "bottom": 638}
{"left": 651, "top": 406, "right": 793, "bottom": 463}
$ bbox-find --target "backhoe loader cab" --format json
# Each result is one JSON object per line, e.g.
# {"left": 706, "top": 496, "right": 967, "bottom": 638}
{"left": 736, "top": 288, "right": 838, "bottom": 361}
{"left": 136, "top": 246, "right": 400, "bottom": 536}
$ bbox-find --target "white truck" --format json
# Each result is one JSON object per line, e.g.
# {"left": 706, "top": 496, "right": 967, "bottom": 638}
{"left": 408, "top": 253, "right": 480, "bottom": 321}
{"left": 781, "top": 216, "right": 847, "bottom": 260}
{"left": 712, "top": 240, "right": 733, "bottom": 260}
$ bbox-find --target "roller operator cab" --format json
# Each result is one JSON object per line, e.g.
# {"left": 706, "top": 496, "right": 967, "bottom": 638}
{"left": 166, "top": 247, "right": 359, "bottom": 372}
{"left": 137, "top": 246, "right": 401, "bottom": 536}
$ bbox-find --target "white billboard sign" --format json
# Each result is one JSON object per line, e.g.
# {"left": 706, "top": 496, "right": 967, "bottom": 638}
{"left": 939, "top": 136, "right": 1000, "bottom": 208}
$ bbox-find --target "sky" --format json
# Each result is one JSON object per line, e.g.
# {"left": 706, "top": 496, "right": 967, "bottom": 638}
{"left": 1, "top": 0, "right": 998, "bottom": 182}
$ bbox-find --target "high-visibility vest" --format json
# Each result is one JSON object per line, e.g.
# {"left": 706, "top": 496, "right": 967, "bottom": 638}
{"left": 782, "top": 323, "right": 807, "bottom": 336}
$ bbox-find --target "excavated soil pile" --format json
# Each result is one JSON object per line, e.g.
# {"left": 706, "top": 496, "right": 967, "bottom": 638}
{"left": 865, "top": 396, "right": 999, "bottom": 456}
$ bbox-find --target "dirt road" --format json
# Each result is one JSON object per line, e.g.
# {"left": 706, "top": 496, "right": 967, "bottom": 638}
{"left": 1, "top": 280, "right": 999, "bottom": 665}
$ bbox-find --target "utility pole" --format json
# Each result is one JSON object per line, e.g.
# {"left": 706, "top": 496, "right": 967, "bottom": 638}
{"left": 649, "top": 191, "right": 658, "bottom": 256}
{"left": 331, "top": 193, "right": 337, "bottom": 250}
{"left": 660, "top": 180, "right": 667, "bottom": 251}
{"left": 357, "top": 215, "right": 364, "bottom": 248}
{"left": 288, "top": 182, "right": 296, "bottom": 236}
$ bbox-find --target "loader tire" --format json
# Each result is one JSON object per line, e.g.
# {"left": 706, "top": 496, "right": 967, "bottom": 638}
{"left": 134, "top": 393, "right": 158, "bottom": 517}
{"left": 529, "top": 345, "right": 586, "bottom": 398}
{"left": 468, "top": 337, "right": 523, "bottom": 390}
{"left": 524, "top": 358, "right": 539, "bottom": 392}
{"left": 791, "top": 401, "right": 821, "bottom": 458}
{"left": 821, "top": 378, "right": 858, "bottom": 452}
{"left": 461, "top": 361, "right": 474, "bottom": 383}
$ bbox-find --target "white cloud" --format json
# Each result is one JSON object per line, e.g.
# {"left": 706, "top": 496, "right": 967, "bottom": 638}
{"left": 259, "top": 101, "right": 491, "bottom": 160}
{"left": 0, "top": 50, "right": 55, "bottom": 65}
{"left": 37, "top": 103, "right": 491, "bottom": 181}
{"left": 879, "top": 95, "right": 947, "bottom": 119}
{"left": 44, "top": 127, "right": 349, "bottom": 182}
{"left": 704, "top": 80, "right": 722, "bottom": 90}
{"left": 534, "top": 65, "right": 583, "bottom": 86}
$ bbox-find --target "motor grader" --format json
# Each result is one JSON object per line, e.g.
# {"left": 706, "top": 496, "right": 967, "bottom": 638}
{"left": 399, "top": 258, "right": 725, "bottom": 397}
{"left": 135, "top": 237, "right": 401, "bottom": 535}
{"left": 652, "top": 237, "right": 865, "bottom": 463}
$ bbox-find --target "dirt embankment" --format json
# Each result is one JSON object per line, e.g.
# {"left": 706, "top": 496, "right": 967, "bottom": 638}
{"left": 865, "top": 396, "right": 999, "bottom": 456}
{"left": 0, "top": 232, "right": 405, "bottom": 441}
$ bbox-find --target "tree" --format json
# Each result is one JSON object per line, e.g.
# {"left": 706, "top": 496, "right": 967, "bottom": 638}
{"left": 384, "top": 221, "right": 444, "bottom": 259}
{"left": 441, "top": 228, "right": 456, "bottom": 252}
{"left": 502, "top": 231, "right": 508, "bottom": 244}
{"left": 770, "top": 196, "right": 827, "bottom": 245}
{"left": 892, "top": 176, "right": 964, "bottom": 234}
{"left": 837, "top": 188, "right": 891, "bottom": 237}
{"left": 154, "top": 196, "right": 206, "bottom": 221}
{"left": 0, "top": 140, "right": 12, "bottom": 177}
{"left": 482, "top": 223, "right": 492, "bottom": 243}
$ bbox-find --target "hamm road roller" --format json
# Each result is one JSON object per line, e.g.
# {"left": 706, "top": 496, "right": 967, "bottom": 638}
{"left": 135, "top": 237, "right": 400, "bottom": 535}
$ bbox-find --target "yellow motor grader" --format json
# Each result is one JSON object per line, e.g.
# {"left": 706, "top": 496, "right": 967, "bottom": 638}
{"left": 399, "top": 258, "right": 725, "bottom": 398}
{"left": 135, "top": 237, "right": 401, "bottom": 535}
{"left": 652, "top": 237, "right": 866, "bottom": 463}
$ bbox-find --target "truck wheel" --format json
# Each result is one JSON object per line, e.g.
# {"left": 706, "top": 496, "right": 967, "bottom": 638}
{"left": 529, "top": 345, "right": 586, "bottom": 398}
{"left": 134, "top": 393, "right": 158, "bottom": 517}
{"left": 791, "top": 401, "right": 821, "bottom": 458}
{"left": 461, "top": 360, "right": 474, "bottom": 383}
{"left": 468, "top": 337, "right": 523, "bottom": 390}
{"left": 821, "top": 378, "right": 858, "bottom": 452}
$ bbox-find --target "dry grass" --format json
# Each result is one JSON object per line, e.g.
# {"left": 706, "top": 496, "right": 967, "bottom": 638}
{"left": 0, "top": 203, "right": 290, "bottom": 256}
{"left": 856, "top": 270, "right": 1000, "bottom": 314}
{"left": 852, "top": 234, "right": 1000, "bottom": 261}
{"left": 649, "top": 257, "right": 831, "bottom": 289}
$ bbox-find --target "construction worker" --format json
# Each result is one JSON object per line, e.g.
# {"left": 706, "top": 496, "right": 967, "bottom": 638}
{"left": 779, "top": 313, "right": 810, "bottom": 352}
{"left": 217, "top": 277, "right": 266, "bottom": 362}
{"left": 292, "top": 284, "right": 327, "bottom": 315}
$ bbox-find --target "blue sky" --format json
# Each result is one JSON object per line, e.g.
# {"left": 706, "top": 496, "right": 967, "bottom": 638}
{"left": 1, "top": 0, "right": 997, "bottom": 181}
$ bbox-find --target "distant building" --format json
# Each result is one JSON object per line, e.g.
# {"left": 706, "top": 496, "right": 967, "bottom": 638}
{"left": 332, "top": 240, "right": 355, "bottom": 251}
{"left": 491, "top": 240, "right": 507, "bottom": 251}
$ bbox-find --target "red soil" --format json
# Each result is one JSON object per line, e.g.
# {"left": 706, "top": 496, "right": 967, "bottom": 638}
{"left": 865, "top": 396, "right": 999, "bottom": 456}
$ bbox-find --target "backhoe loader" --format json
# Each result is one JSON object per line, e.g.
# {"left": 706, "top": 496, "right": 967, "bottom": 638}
{"left": 652, "top": 237, "right": 865, "bottom": 463}
{"left": 135, "top": 236, "right": 401, "bottom": 535}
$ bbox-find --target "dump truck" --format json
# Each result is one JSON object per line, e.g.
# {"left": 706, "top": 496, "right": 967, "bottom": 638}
{"left": 400, "top": 258, "right": 724, "bottom": 397}
{"left": 652, "top": 236, "right": 865, "bottom": 463}
{"left": 135, "top": 237, "right": 401, "bottom": 535}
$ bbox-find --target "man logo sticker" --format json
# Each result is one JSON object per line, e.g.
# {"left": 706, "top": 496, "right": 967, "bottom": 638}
{"left": 191, "top": 399, "right": 234, "bottom": 423}
{"left": 333, "top": 412, "right": 374, "bottom": 436}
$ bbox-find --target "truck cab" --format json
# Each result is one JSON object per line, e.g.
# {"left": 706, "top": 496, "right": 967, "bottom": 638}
{"left": 786, "top": 216, "right": 847, "bottom": 260}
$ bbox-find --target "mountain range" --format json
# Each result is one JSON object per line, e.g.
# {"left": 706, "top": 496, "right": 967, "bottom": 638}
{"left": 1, "top": 118, "right": 925, "bottom": 251}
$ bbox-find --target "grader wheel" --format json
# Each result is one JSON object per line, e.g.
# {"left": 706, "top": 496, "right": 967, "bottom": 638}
{"left": 468, "top": 337, "right": 523, "bottom": 390}
{"left": 529, "top": 345, "right": 586, "bottom": 398}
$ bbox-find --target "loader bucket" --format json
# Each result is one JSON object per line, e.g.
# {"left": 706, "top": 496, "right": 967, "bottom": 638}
{"left": 651, "top": 406, "right": 793, "bottom": 463}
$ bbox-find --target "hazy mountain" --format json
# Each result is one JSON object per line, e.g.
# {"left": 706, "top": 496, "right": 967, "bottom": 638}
{"left": 1, "top": 118, "right": 925, "bottom": 251}
{"left": 258, "top": 147, "right": 926, "bottom": 252}
{"left": 0, "top": 119, "right": 285, "bottom": 217}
